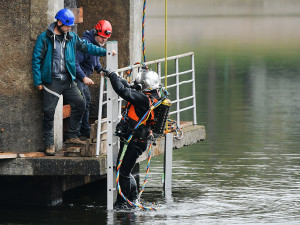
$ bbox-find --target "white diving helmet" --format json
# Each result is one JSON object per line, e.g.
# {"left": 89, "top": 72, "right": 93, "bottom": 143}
{"left": 135, "top": 69, "right": 161, "bottom": 91}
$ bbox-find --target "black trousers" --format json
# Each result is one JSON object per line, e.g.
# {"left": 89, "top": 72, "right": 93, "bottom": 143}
{"left": 75, "top": 79, "right": 91, "bottom": 137}
{"left": 116, "top": 139, "right": 148, "bottom": 203}
{"left": 42, "top": 77, "right": 85, "bottom": 146}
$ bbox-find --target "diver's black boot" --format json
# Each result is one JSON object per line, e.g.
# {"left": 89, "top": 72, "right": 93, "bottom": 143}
{"left": 128, "top": 174, "right": 138, "bottom": 202}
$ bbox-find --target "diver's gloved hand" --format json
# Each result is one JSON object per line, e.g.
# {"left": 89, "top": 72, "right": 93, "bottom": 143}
{"left": 100, "top": 68, "right": 113, "bottom": 78}
{"left": 130, "top": 82, "right": 142, "bottom": 91}
{"left": 141, "top": 65, "right": 148, "bottom": 70}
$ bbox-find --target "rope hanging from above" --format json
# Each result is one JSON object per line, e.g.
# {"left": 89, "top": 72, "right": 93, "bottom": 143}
{"left": 142, "top": 0, "right": 147, "bottom": 62}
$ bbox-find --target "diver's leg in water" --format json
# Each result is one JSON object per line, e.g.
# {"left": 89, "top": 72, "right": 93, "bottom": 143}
{"left": 129, "top": 174, "right": 138, "bottom": 201}
{"left": 115, "top": 140, "right": 147, "bottom": 205}
{"left": 116, "top": 141, "right": 131, "bottom": 204}
{"left": 116, "top": 173, "right": 131, "bottom": 204}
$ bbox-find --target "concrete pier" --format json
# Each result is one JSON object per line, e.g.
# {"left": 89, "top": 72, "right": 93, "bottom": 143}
{"left": 0, "top": 124, "right": 205, "bottom": 205}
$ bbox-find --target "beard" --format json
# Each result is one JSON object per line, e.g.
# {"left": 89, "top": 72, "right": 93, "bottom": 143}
{"left": 98, "top": 41, "right": 106, "bottom": 47}
{"left": 57, "top": 24, "right": 67, "bottom": 34}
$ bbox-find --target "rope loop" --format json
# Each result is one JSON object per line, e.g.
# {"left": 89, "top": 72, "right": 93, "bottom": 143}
{"left": 166, "top": 119, "right": 184, "bottom": 140}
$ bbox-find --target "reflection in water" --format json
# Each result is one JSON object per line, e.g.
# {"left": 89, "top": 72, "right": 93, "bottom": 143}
{"left": 137, "top": 144, "right": 300, "bottom": 224}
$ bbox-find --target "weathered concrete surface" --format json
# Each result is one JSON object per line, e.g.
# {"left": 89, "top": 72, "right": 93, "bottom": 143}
{"left": 77, "top": 0, "right": 132, "bottom": 69}
{"left": 173, "top": 125, "right": 206, "bottom": 148}
{"left": 30, "top": 0, "right": 64, "bottom": 40}
{"left": 0, "top": 1, "right": 40, "bottom": 152}
{"left": 65, "top": 0, "right": 78, "bottom": 33}
{"left": 0, "top": 96, "right": 44, "bottom": 151}
{"left": 0, "top": 155, "right": 106, "bottom": 176}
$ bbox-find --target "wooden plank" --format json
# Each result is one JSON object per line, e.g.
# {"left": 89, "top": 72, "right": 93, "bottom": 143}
{"left": 63, "top": 146, "right": 82, "bottom": 157}
{"left": 70, "top": 7, "right": 83, "bottom": 24}
{"left": 0, "top": 152, "right": 18, "bottom": 159}
{"left": 64, "top": 146, "right": 81, "bottom": 153}
{"left": 19, "top": 152, "right": 45, "bottom": 158}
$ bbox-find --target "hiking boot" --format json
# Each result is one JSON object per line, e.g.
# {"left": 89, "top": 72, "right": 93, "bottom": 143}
{"left": 65, "top": 137, "right": 86, "bottom": 145}
{"left": 45, "top": 145, "right": 55, "bottom": 156}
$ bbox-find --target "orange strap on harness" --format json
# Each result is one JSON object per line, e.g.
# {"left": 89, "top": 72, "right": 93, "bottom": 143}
{"left": 123, "top": 94, "right": 158, "bottom": 126}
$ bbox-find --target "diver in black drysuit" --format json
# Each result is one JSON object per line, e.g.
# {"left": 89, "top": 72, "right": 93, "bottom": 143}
{"left": 101, "top": 69, "right": 161, "bottom": 206}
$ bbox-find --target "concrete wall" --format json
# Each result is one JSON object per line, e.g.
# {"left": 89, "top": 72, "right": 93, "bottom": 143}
{"left": 77, "top": 0, "right": 130, "bottom": 68}
{"left": 0, "top": 0, "right": 142, "bottom": 152}
{"left": 0, "top": 0, "right": 40, "bottom": 152}
{"left": 0, "top": 0, "right": 64, "bottom": 152}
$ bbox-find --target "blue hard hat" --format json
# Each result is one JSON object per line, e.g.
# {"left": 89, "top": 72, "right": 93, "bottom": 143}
{"left": 55, "top": 9, "right": 75, "bottom": 26}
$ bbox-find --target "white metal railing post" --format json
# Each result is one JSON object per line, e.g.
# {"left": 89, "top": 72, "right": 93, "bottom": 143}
{"left": 96, "top": 76, "right": 104, "bottom": 157}
{"left": 191, "top": 54, "right": 197, "bottom": 125}
{"left": 54, "top": 95, "right": 63, "bottom": 151}
{"left": 157, "top": 62, "right": 161, "bottom": 79}
{"left": 175, "top": 58, "right": 180, "bottom": 125}
{"left": 164, "top": 133, "right": 173, "bottom": 197}
{"left": 106, "top": 41, "right": 119, "bottom": 210}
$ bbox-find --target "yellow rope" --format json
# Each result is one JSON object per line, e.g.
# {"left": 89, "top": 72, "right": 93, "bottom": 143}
{"left": 165, "top": 0, "right": 168, "bottom": 132}
{"left": 165, "top": 0, "right": 168, "bottom": 90}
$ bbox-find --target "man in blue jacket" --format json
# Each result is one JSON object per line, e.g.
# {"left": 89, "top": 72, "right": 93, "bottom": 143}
{"left": 75, "top": 20, "right": 113, "bottom": 139}
{"left": 32, "top": 9, "right": 106, "bottom": 156}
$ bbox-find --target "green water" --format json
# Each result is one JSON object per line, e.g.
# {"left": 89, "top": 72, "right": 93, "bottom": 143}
{"left": 135, "top": 11, "right": 300, "bottom": 224}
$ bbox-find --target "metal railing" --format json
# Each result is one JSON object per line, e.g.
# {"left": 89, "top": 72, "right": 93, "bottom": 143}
{"left": 116, "top": 52, "right": 197, "bottom": 126}
{"left": 96, "top": 52, "right": 197, "bottom": 157}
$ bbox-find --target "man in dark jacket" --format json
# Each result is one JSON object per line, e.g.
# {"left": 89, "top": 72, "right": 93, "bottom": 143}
{"left": 32, "top": 9, "right": 107, "bottom": 156}
{"left": 75, "top": 20, "right": 113, "bottom": 139}
{"left": 101, "top": 68, "right": 162, "bottom": 207}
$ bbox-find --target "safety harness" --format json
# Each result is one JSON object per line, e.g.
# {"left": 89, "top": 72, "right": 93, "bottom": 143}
{"left": 116, "top": 92, "right": 159, "bottom": 142}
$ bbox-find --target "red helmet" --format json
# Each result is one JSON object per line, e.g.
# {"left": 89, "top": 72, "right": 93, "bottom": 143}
{"left": 95, "top": 20, "right": 112, "bottom": 38}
